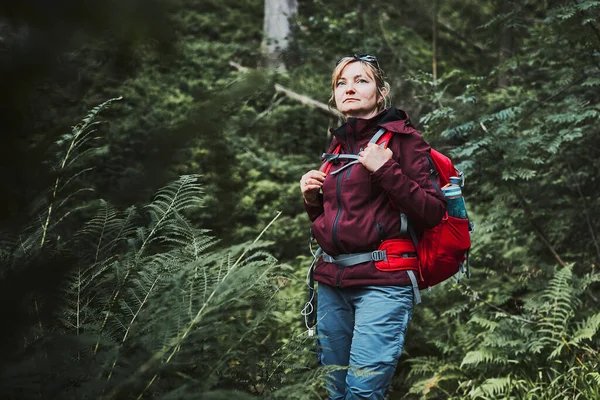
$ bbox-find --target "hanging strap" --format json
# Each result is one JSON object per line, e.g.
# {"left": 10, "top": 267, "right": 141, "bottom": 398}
{"left": 303, "top": 247, "right": 322, "bottom": 334}
{"left": 400, "top": 213, "right": 408, "bottom": 236}
{"left": 407, "top": 223, "right": 425, "bottom": 283}
{"left": 407, "top": 270, "right": 422, "bottom": 305}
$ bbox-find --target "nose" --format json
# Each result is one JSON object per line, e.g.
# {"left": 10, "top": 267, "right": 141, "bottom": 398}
{"left": 345, "top": 83, "right": 356, "bottom": 93}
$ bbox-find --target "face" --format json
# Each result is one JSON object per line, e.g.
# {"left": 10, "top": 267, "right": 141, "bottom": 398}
{"left": 334, "top": 61, "right": 384, "bottom": 119}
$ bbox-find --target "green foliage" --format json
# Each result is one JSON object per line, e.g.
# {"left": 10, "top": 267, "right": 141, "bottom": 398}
{"left": 405, "top": 268, "right": 599, "bottom": 399}
{"left": 4, "top": 0, "right": 600, "bottom": 398}
{"left": 400, "top": 1, "right": 600, "bottom": 398}
{"left": 0, "top": 102, "right": 325, "bottom": 399}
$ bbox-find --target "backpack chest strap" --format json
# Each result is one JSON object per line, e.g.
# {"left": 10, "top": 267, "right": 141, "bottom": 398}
{"left": 320, "top": 128, "right": 390, "bottom": 176}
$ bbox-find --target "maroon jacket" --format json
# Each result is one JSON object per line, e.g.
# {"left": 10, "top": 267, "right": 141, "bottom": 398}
{"left": 305, "top": 108, "right": 446, "bottom": 287}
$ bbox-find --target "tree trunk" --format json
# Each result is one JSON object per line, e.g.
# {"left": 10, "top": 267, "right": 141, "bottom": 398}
{"left": 263, "top": 0, "right": 298, "bottom": 70}
{"left": 432, "top": 0, "right": 438, "bottom": 82}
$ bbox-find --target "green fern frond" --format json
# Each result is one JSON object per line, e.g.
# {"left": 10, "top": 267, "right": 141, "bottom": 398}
{"left": 501, "top": 167, "right": 537, "bottom": 181}
{"left": 77, "top": 201, "right": 138, "bottom": 264}
{"left": 160, "top": 214, "right": 215, "bottom": 260}
{"left": 70, "top": 97, "right": 122, "bottom": 139}
{"left": 582, "top": 77, "right": 600, "bottom": 86}
{"left": 140, "top": 174, "right": 203, "bottom": 255}
{"left": 576, "top": 0, "right": 600, "bottom": 11}
{"left": 441, "top": 302, "right": 470, "bottom": 318}
{"left": 469, "top": 316, "right": 500, "bottom": 332}
{"left": 408, "top": 375, "right": 442, "bottom": 396}
{"left": 588, "top": 372, "right": 600, "bottom": 386}
{"left": 469, "top": 376, "right": 512, "bottom": 398}
{"left": 407, "top": 356, "right": 443, "bottom": 377}
{"left": 460, "top": 349, "right": 508, "bottom": 367}
{"left": 537, "top": 266, "right": 575, "bottom": 342}
{"left": 571, "top": 312, "right": 600, "bottom": 344}
{"left": 546, "top": 5, "right": 577, "bottom": 21}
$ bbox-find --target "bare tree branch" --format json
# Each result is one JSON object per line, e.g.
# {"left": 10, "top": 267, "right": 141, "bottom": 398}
{"left": 229, "top": 61, "right": 343, "bottom": 120}
{"left": 274, "top": 84, "right": 343, "bottom": 119}
{"left": 438, "top": 17, "right": 486, "bottom": 53}
{"left": 229, "top": 61, "right": 249, "bottom": 73}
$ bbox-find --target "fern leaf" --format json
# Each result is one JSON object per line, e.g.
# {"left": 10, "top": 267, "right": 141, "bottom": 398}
{"left": 582, "top": 77, "right": 600, "bottom": 86}
{"left": 460, "top": 350, "right": 496, "bottom": 367}
{"left": 576, "top": 0, "right": 600, "bottom": 11}
{"left": 469, "top": 376, "right": 512, "bottom": 398}
{"left": 572, "top": 312, "right": 600, "bottom": 344}
{"left": 588, "top": 372, "right": 600, "bottom": 386}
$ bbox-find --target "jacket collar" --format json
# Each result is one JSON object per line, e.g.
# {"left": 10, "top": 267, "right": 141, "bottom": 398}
{"left": 329, "top": 107, "right": 413, "bottom": 141}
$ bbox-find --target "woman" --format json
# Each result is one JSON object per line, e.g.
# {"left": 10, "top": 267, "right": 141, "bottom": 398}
{"left": 300, "top": 54, "right": 446, "bottom": 399}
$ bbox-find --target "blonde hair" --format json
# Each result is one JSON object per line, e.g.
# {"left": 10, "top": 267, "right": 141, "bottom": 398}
{"left": 328, "top": 57, "right": 392, "bottom": 115}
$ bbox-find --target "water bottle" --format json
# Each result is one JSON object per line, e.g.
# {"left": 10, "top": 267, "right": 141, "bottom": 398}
{"left": 443, "top": 177, "right": 468, "bottom": 219}
{"left": 449, "top": 176, "right": 462, "bottom": 186}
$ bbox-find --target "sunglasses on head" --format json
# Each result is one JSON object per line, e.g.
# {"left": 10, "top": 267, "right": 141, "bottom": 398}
{"left": 336, "top": 54, "right": 381, "bottom": 71}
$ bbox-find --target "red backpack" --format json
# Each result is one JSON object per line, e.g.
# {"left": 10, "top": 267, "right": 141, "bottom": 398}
{"left": 319, "top": 128, "right": 472, "bottom": 294}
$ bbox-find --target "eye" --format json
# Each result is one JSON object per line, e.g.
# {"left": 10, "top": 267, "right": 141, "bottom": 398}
{"left": 336, "top": 81, "right": 345, "bottom": 87}
{"left": 357, "top": 78, "right": 368, "bottom": 84}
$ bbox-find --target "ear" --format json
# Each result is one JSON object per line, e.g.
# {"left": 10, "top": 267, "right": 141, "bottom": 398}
{"left": 378, "top": 86, "right": 389, "bottom": 99}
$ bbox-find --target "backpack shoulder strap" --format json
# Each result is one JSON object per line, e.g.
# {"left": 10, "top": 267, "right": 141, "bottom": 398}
{"left": 319, "top": 144, "right": 341, "bottom": 175}
{"left": 370, "top": 128, "right": 392, "bottom": 148}
{"left": 320, "top": 128, "right": 393, "bottom": 175}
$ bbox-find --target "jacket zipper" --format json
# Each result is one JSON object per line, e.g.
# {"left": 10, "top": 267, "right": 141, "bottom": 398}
{"left": 345, "top": 133, "right": 357, "bottom": 178}
{"left": 333, "top": 129, "right": 357, "bottom": 287}
{"left": 376, "top": 222, "right": 386, "bottom": 242}
{"left": 332, "top": 172, "right": 344, "bottom": 253}
{"left": 332, "top": 160, "right": 345, "bottom": 287}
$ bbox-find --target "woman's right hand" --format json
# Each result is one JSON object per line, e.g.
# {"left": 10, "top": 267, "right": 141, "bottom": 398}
{"left": 300, "top": 170, "right": 326, "bottom": 205}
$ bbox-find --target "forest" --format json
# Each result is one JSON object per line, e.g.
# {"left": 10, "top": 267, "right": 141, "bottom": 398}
{"left": 0, "top": 0, "right": 599, "bottom": 399}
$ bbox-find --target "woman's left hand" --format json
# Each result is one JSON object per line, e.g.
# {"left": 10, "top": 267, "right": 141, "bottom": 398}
{"left": 358, "top": 143, "right": 393, "bottom": 172}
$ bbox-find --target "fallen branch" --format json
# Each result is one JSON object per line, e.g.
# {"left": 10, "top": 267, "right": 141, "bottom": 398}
{"left": 229, "top": 61, "right": 343, "bottom": 119}
{"left": 228, "top": 61, "right": 249, "bottom": 72}
{"left": 274, "top": 84, "right": 343, "bottom": 119}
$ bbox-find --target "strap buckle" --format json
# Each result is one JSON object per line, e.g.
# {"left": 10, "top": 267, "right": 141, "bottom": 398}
{"left": 321, "top": 153, "right": 340, "bottom": 164}
{"left": 371, "top": 250, "right": 387, "bottom": 262}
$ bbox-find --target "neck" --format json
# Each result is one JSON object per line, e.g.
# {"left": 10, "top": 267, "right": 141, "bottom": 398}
{"left": 344, "top": 108, "right": 380, "bottom": 120}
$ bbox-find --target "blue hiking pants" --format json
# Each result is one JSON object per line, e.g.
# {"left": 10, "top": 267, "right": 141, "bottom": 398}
{"left": 316, "top": 283, "right": 414, "bottom": 400}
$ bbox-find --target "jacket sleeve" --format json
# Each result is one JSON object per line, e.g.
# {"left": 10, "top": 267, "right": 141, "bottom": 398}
{"left": 371, "top": 131, "right": 446, "bottom": 228}
{"left": 304, "top": 195, "right": 324, "bottom": 222}
{"left": 303, "top": 137, "right": 338, "bottom": 222}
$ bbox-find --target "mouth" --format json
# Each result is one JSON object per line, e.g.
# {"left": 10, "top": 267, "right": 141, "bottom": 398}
{"left": 344, "top": 98, "right": 359, "bottom": 103}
